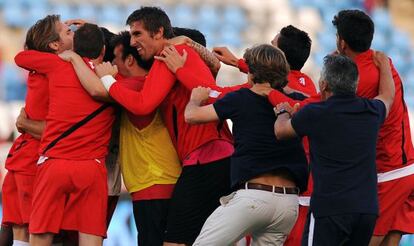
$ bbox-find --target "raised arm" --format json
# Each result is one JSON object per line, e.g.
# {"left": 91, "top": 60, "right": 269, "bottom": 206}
{"left": 268, "top": 89, "right": 321, "bottom": 108}
{"left": 373, "top": 51, "right": 395, "bottom": 117}
{"left": 155, "top": 45, "right": 249, "bottom": 97}
{"left": 59, "top": 50, "right": 112, "bottom": 101}
{"left": 15, "top": 50, "right": 62, "bottom": 74}
{"left": 155, "top": 45, "right": 217, "bottom": 91}
{"left": 168, "top": 36, "right": 221, "bottom": 75}
{"left": 15, "top": 108, "right": 45, "bottom": 140}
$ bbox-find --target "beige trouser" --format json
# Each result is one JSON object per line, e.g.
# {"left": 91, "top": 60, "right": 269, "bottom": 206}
{"left": 193, "top": 189, "right": 299, "bottom": 246}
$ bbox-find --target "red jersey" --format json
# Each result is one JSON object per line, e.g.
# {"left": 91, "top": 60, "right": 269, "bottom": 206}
{"left": 269, "top": 50, "right": 414, "bottom": 173}
{"left": 107, "top": 44, "right": 233, "bottom": 161}
{"left": 237, "top": 59, "right": 317, "bottom": 96}
{"left": 14, "top": 50, "right": 115, "bottom": 160}
{"left": 5, "top": 72, "right": 49, "bottom": 174}
{"left": 287, "top": 70, "right": 317, "bottom": 96}
{"left": 355, "top": 50, "right": 414, "bottom": 172}
{"left": 118, "top": 76, "right": 155, "bottom": 130}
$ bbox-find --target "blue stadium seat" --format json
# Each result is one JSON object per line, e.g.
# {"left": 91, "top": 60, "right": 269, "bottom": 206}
{"left": 99, "top": 5, "right": 124, "bottom": 25}
{"left": 196, "top": 5, "right": 219, "bottom": 30}
{"left": 290, "top": 0, "right": 314, "bottom": 8}
{"left": 219, "top": 26, "right": 241, "bottom": 48}
{"left": 372, "top": 32, "right": 388, "bottom": 52}
{"left": 389, "top": 48, "right": 410, "bottom": 76}
{"left": 2, "top": 63, "right": 26, "bottom": 101}
{"left": 3, "top": 3, "right": 27, "bottom": 27}
{"left": 391, "top": 30, "right": 411, "bottom": 52}
{"left": 51, "top": 4, "right": 75, "bottom": 21}
{"left": 76, "top": 4, "right": 97, "bottom": 22}
{"left": 197, "top": 25, "right": 216, "bottom": 47}
{"left": 318, "top": 31, "right": 337, "bottom": 54}
{"left": 372, "top": 8, "right": 391, "bottom": 34}
{"left": 173, "top": 4, "right": 194, "bottom": 29}
{"left": 26, "top": 3, "right": 49, "bottom": 28}
{"left": 223, "top": 6, "right": 246, "bottom": 31}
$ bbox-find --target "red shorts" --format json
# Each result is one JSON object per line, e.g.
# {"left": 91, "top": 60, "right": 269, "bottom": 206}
{"left": 29, "top": 158, "right": 108, "bottom": 237}
{"left": 373, "top": 174, "right": 414, "bottom": 235}
{"left": 284, "top": 205, "right": 309, "bottom": 246}
{"left": 1, "top": 171, "right": 36, "bottom": 225}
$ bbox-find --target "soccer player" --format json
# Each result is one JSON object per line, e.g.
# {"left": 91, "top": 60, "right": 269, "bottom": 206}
{"left": 268, "top": 12, "right": 414, "bottom": 245}
{"left": 1, "top": 15, "right": 73, "bottom": 246}
{"left": 333, "top": 10, "right": 414, "bottom": 246}
{"left": 14, "top": 23, "right": 116, "bottom": 246}
{"left": 213, "top": 25, "right": 317, "bottom": 97}
{"left": 274, "top": 52, "right": 394, "bottom": 246}
{"left": 183, "top": 44, "right": 308, "bottom": 245}
{"left": 60, "top": 7, "right": 234, "bottom": 245}
{"left": 173, "top": 25, "right": 316, "bottom": 246}
{"left": 109, "top": 31, "right": 182, "bottom": 245}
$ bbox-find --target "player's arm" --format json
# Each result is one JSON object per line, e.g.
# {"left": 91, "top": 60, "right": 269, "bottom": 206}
{"left": 274, "top": 102, "right": 300, "bottom": 140}
{"left": 103, "top": 60, "right": 176, "bottom": 115}
{"left": 268, "top": 89, "right": 321, "bottom": 108}
{"left": 14, "top": 50, "right": 61, "bottom": 73}
{"left": 168, "top": 36, "right": 221, "bottom": 76}
{"left": 185, "top": 87, "right": 219, "bottom": 124}
{"left": 155, "top": 45, "right": 248, "bottom": 97}
{"left": 155, "top": 45, "right": 217, "bottom": 91}
{"left": 15, "top": 108, "right": 45, "bottom": 140}
{"left": 373, "top": 51, "right": 395, "bottom": 117}
{"left": 189, "top": 40, "right": 221, "bottom": 76}
{"left": 58, "top": 50, "right": 113, "bottom": 102}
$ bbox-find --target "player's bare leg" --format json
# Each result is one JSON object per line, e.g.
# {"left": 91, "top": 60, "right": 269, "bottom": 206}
{"left": 30, "top": 233, "right": 54, "bottom": 246}
{"left": 380, "top": 231, "right": 402, "bottom": 246}
{"left": 78, "top": 232, "right": 102, "bottom": 246}
{"left": 12, "top": 225, "right": 29, "bottom": 243}
{"left": 163, "top": 242, "right": 186, "bottom": 246}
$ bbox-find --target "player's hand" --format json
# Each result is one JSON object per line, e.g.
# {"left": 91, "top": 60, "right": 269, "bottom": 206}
{"left": 154, "top": 45, "right": 187, "bottom": 73}
{"left": 15, "top": 107, "right": 27, "bottom": 133}
{"left": 212, "top": 47, "right": 239, "bottom": 67}
{"left": 190, "top": 86, "right": 211, "bottom": 104}
{"left": 64, "top": 19, "right": 88, "bottom": 27}
{"left": 274, "top": 102, "right": 300, "bottom": 116}
{"left": 96, "top": 62, "right": 118, "bottom": 78}
{"left": 167, "top": 35, "right": 191, "bottom": 46}
{"left": 58, "top": 50, "right": 76, "bottom": 62}
{"left": 373, "top": 51, "right": 391, "bottom": 71}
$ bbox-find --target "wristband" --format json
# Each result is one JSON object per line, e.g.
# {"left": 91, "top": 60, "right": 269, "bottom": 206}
{"left": 101, "top": 75, "right": 116, "bottom": 91}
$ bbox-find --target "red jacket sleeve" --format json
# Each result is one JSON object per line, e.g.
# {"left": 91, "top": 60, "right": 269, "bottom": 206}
{"left": 108, "top": 59, "right": 176, "bottom": 115}
{"left": 237, "top": 59, "right": 249, "bottom": 74}
{"left": 268, "top": 89, "right": 321, "bottom": 108}
{"left": 217, "top": 82, "right": 251, "bottom": 98}
{"left": 175, "top": 45, "right": 216, "bottom": 90}
{"left": 14, "top": 50, "right": 63, "bottom": 74}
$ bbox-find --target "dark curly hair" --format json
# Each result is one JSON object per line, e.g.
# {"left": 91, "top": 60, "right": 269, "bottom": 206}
{"left": 332, "top": 9, "right": 374, "bottom": 52}
{"left": 277, "top": 25, "right": 311, "bottom": 70}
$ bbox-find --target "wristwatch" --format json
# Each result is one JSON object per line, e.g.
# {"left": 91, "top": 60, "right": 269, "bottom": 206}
{"left": 275, "top": 108, "right": 291, "bottom": 117}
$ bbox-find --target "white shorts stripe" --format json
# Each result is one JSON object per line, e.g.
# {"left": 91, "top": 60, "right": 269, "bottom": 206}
{"left": 299, "top": 196, "right": 310, "bottom": 206}
{"left": 377, "top": 162, "right": 414, "bottom": 183}
{"left": 308, "top": 212, "right": 315, "bottom": 246}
